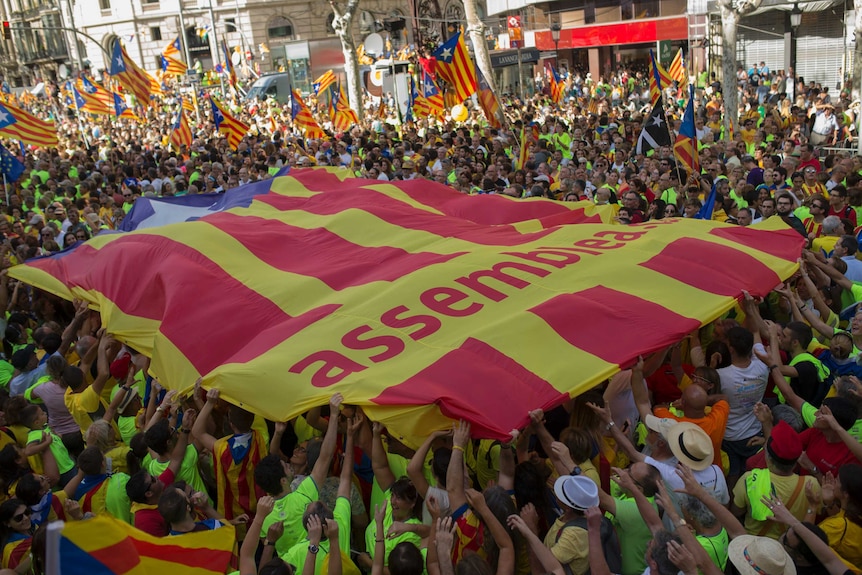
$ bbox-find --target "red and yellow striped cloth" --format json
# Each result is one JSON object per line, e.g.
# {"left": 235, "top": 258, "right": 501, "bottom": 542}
{"left": 9, "top": 168, "right": 804, "bottom": 447}
{"left": 55, "top": 513, "right": 235, "bottom": 575}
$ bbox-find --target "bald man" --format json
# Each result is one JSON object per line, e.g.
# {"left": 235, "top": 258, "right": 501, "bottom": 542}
{"left": 653, "top": 371, "right": 730, "bottom": 468}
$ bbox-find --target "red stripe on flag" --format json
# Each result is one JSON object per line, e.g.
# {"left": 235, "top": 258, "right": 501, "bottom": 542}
{"left": 87, "top": 537, "right": 233, "bottom": 572}
{"left": 640, "top": 237, "right": 782, "bottom": 297}
{"left": 27, "top": 240, "right": 340, "bottom": 374}
{"left": 257, "top": 192, "right": 555, "bottom": 247}
{"left": 371, "top": 337, "right": 567, "bottom": 440}
{"left": 530, "top": 286, "right": 701, "bottom": 366}
{"left": 202, "top": 212, "right": 467, "bottom": 290}
{"left": 392, "top": 179, "right": 591, "bottom": 225}
{"left": 709, "top": 227, "right": 805, "bottom": 263}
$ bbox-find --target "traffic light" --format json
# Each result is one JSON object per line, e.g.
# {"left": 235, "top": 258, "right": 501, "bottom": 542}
{"left": 2, "top": 22, "right": 10, "bottom": 41}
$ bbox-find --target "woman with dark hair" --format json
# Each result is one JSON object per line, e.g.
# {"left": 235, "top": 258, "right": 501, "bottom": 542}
{"left": 819, "top": 463, "right": 862, "bottom": 569}
{"left": 647, "top": 198, "right": 667, "bottom": 220}
{"left": 0, "top": 498, "right": 34, "bottom": 571}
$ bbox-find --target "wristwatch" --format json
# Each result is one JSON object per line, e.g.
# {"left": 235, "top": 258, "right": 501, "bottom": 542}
{"left": 571, "top": 466, "right": 582, "bottom": 476}
{"left": 308, "top": 544, "right": 319, "bottom": 555}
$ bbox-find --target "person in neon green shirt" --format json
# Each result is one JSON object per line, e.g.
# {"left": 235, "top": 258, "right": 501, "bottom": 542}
{"left": 282, "top": 412, "right": 358, "bottom": 575}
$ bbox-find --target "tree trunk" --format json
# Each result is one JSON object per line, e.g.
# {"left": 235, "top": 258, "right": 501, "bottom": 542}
{"left": 720, "top": 5, "right": 739, "bottom": 142}
{"left": 462, "top": 0, "right": 501, "bottom": 124}
{"left": 854, "top": 0, "right": 862, "bottom": 103}
{"left": 331, "top": 0, "right": 364, "bottom": 122}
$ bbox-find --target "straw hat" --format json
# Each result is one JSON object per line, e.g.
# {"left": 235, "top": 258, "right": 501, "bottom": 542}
{"left": 728, "top": 535, "right": 796, "bottom": 575}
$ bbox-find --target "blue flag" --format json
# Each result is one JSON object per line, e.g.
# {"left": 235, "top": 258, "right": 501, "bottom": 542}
{"left": 0, "top": 143, "right": 24, "bottom": 183}
{"left": 695, "top": 181, "right": 717, "bottom": 220}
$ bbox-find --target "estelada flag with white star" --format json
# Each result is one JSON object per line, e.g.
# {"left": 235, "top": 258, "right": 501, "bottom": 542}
{"left": 432, "top": 30, "right": 477, "bottom": 104}
{"left": 0, "top": 100, "right": 58, "bottom": 148}
{"left": 8, "top": 168, "right": 804, "bottom": 447}
{"left": 210, "top": 97, "right": 248, "bottom": 150}
{"left": 109, "top": 40, "right": 151, "bottom": 106}
{"left": 636, "top": 98, "right": 672, "bottom": 156}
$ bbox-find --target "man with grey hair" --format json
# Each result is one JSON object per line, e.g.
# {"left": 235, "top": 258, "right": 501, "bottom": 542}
{"left": 834, "top": 234, "right": 862, "bottom": 282}
{"left": 811, "top": 215, "right": 843, "bottom": 257}
{"left": 677, "top": 494, "right": 728, "bottom": 571}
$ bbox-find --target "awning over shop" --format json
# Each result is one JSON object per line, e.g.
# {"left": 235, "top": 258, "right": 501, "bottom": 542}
{"left": 534, "top": 16, "right": 688, "bottom": 50}
{"left": 490, "top": 48, "right": 540, "bottom": 68}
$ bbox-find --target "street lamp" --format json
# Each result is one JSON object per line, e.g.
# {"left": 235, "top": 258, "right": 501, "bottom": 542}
{"left": 550, "top": 22, "right": 561, "bottom": 55}
{"left": 790, "top": 4, "right": 802, "bottom": 29}
{"left": 789, "top": 4, "right": 802, "bottom": 90}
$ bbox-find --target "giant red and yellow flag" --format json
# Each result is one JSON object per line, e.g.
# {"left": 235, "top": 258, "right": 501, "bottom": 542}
{"left": 53, "top": 514, "right": 235, "bottom": 575}
{"left": 9, "top": 169, "right": 803, "bottom": 447}
{"left": 0, "top": 100, "right": 58, "bottom": 147}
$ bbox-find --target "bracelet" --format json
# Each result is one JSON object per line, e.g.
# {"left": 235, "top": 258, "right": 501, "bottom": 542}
{"left": 605, "top": 421, "right": 615, "bottom": 431}
{"left": 769, "top": 364, "right": 779, "bottom": 372}
{"left": 452, "top": 445, "right": 465, "bottom": 453}
{"left": 375, "top": 538, "right": 385, "bottom": 543}
{"left": 264, "top": 541, "right": 275, "bottom": 547}
{"left": 180, "top": 428, "right": 191, "bottom": 433}
{"left": 798, "top": 305, "right": 806, "bottom": 311}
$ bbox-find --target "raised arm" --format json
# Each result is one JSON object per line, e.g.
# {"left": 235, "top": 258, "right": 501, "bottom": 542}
{"left": 59, "top": 300, "right": 90, "bottom": 357}
{"left": 757, "top": 329, "right": 806, "bottom": 413}
{"left": 628, "top": 357, "right": 652, "bottom": 423}
{"left": 819, "top": 404, "right": 862, "bottom": 462}
{"left": 91, "top": 334, "right": 118, "bottom": 397}
{"left": 655, "top": 482, "right": 723, "bottom": 575}
{"left": 612, "top": 466, "right": 661, "bottom": 534}
{"left": 370, "top": 421, "right": 396, "bottom": 493}
{"left": 240, "top": 495, "right": 274, "bottom": 575}
{"left": 168, "top": 409, "right": 194, "bottom": 476}
{"left": 339, "top": 414, "right": 360, "bottom": 500}
{"left": 270, "top": 421, "right": 287, "bottom": 458}
{"left": 763, "top": 493, "right": 849, "bottom": 575}
{"left": 447, "top": 420, "right": 470, "bottom": 511}
{"left": 676, "top": 465, "right": 746, "bottom": 539}
{"left": 528, "top": 409, "right": 560, "bottom": 467}
{"left": 586, "top": 401, "right": 644, "bottom": 463}
{"left": 507, "top": 513, "right": 565, "bottom": 575}
{"left": 466, "top": 489, "right": 514, "bottom": 575}
{"left": 805, "top": 250, "right": 854, "bottom": 291}
{"left": 584, "top": 507, "right": 612, "bottom": 575}
{"left": 191, "top": 386, "right": 219, "bottom": 454}
{"left": 407, "top": 429, "right": 450, "bottom": 499}
{"left": 497, "top": 441, "right": 515, "bottom": 491}
{"left": 310, "top": 393, "right": 344, "bottom": 487}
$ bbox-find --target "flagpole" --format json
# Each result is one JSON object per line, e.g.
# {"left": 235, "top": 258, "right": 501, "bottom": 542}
{"left": 72, "top": 90, "right": 91, "bottom": 149}
{"left": 3, "top": 173, "right": 8, "bottom": 207}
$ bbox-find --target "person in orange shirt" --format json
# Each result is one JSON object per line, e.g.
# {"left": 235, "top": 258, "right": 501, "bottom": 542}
{"left": 653, "top": 369, "right": 730, "bottom": 468}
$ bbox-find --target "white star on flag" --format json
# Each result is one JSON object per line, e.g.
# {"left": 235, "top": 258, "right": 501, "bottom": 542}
{"left": 651, "top": 115, "right": 664, "bottom": 128}
{"left": 440, "top": 48, "right": 452, "bottom": 60}
{"left": 0, "top": 108, "right": 10, "bottom": 127}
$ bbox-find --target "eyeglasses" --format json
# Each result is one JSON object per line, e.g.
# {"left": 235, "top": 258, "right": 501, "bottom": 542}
{"left": 123, "top": 194, "right": 132, "bottom": 198}
{"left": 12, "top": 509, "right": 32, "bottom": 522}
{"left": 665, "top": 209, "right": 677, "bottom": 214}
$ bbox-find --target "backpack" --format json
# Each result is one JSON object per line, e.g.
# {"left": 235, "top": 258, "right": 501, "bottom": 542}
{"left": 554, "top": 516, "right": 622, "bottom": 575}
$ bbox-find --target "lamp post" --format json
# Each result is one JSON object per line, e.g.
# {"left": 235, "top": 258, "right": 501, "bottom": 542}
{"left": 550, "top": 21, "right": 561, "bottom": 58}
{"left": 789, "top": 4, "right": 801, "bottom": 90}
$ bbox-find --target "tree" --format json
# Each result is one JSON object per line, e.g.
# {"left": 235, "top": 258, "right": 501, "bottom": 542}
{"left": 331, "top": 0, "right": 364, "bottom": 122}
{"left": 716, "top": 0, "right": 762, "bottom": 140}
{"left": 462, "top": 0, "right": 502, "bottom": 125}
{"left": 854, "top": 0, "right": 862, "bottom": 103}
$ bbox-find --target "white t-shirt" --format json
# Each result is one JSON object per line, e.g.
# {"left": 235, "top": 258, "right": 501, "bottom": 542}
{"left": 718, "top": 344, "right": 770, "bottom": 441}
{"left": 644, "top": 456, "right": 730, "bottom": 505}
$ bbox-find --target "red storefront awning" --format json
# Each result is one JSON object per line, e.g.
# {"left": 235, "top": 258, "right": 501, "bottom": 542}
{"left": 534, "top": 16, "right": 689, "bottom": 50}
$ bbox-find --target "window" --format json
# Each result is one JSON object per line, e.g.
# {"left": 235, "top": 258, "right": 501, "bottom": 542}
{"left": 150, "top": 27, "right": 162, "bottom": 41}
{"left": 267, "top": 16, "right": 293, "bottom": 39}
{"left": 154, "top": 55, "right": 163, "bottom": 69}
{"left": 225, "top": 18, "right": 236, "bottom": 33}
{"left": 98, "top": 0, "right": 110, "bottom": 10}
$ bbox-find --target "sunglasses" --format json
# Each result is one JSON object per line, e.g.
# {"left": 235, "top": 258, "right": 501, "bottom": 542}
{"left": 12, "top": 509, "right": 32, "bottom": 522}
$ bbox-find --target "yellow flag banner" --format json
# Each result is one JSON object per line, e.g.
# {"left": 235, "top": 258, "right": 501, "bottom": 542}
{"left": 9, "top": 168, "right": 803, "bottom": 446}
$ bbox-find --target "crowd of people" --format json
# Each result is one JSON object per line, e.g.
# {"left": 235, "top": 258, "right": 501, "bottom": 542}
{"left": 0, "top": 58, "right": 860, "bottom": 575}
